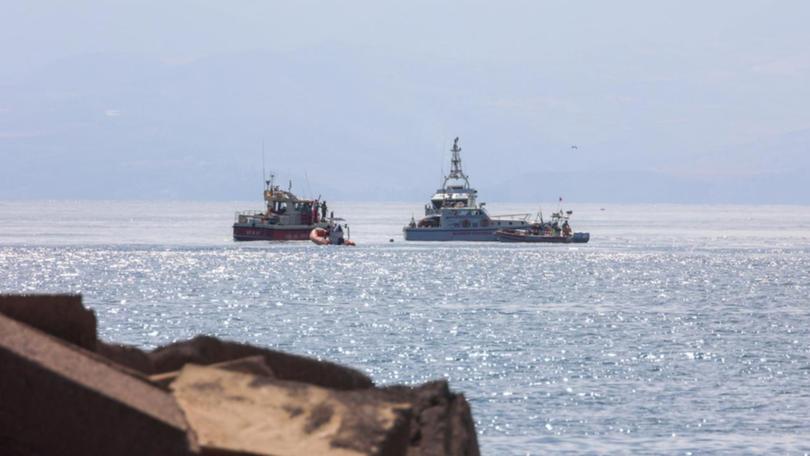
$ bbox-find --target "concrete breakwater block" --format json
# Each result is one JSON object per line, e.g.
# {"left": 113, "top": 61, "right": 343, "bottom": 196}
{"left": 149, "top": 335, "right": 374, "bottom": 391}
{"left": 171, "top": 364, "right": 412, "bottom": 456}
{"left": 0, "top": 294, "right": 97, "bottom": 350}
{"left": 0, "top": 294, "right": 480, "bottom": 455}
{"left": 379, "top": 382, "right": 481, "bottom": 456}
{"left": 0, "top": 313, "right": 197, "bottom": 456}
{"left": 97, "top": 340, "right": 157, "bottom": 374}
{"left": 149, "top": 355, "right": 276, "bottom": 389}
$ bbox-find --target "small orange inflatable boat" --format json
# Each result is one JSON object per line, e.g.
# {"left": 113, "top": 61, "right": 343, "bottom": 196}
{"left": 309, "top": 227, "right": 356, "bottom": 246}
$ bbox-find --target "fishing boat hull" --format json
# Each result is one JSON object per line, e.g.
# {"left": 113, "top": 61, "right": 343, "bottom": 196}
{"left": 233, "top": 223, "right": 318, "bottom": 241}
{"left": 495, "top": 230, "right": 590, "bottom": 244}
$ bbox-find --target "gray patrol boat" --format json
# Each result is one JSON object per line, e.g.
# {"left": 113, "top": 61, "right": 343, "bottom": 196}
{"left": 403, "top": 137, "right": 531, "bottom": 241}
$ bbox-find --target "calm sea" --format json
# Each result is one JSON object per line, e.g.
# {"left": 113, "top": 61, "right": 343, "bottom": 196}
{"left": 1, "top": 200, "right": 809, "bottom": 454}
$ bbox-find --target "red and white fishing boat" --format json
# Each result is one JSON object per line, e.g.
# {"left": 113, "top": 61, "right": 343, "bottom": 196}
{"left": 495, "top": 209, "right": 590, "bottom": 243}
{"left": 233, "top": 176, "right": 331, "bottom": 241}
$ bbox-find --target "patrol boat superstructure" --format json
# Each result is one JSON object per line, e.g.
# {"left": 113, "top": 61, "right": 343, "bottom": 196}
{"left": 403, "top": 138, "right": 530, "bottom": 241}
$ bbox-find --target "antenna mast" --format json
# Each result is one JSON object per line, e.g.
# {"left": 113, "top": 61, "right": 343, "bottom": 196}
{"left": 262, "top": 140, "right": 269, "bottom": 190}
{"left": 448, "top": 137, "right": 466, "bottom": 179}
{"left": 444, "top": 137, "right": 470, "bottom": 188}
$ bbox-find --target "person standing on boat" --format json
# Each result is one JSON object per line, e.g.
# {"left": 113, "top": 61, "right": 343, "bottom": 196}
{"left": 329, "top": 223, "right": 344, "bottom": 245}
{"left": 336, "top": 224, "right": 344, "bottom": 245}
{"left": 562, "top": 220, "right": 572, "bottom": 237}
{"left": 321, "top": 201, "right": 328, "bottom": 220}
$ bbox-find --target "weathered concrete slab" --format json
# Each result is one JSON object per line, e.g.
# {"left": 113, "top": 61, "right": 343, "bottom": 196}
{"left": 0, "top": 294, "right": 97, "bottom": 350}
{"left": 97, "top": 340, "right": 157, "bottom": 374}
{"left": 379, "top": 381, "right": 481, "bottom": 456}
{"left": 0, "top": 313, "right": 198, "bottom": 456}
{"left": 149, "top": 355, "right": 275, "bottom": 389}
{"left": 150, "top": 335, "right": 373, "bottom": 390}
{"left": 171, "top": 365, "right": 411, "bottom": 456}
{"left": 0, "top": 294, "right": 480, "bottom": 455}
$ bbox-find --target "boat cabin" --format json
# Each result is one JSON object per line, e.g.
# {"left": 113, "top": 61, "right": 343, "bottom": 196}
{"left": 425, "top": 138, "right": 480, "bottom": 215}
{"left": 235, "top": 183, "right": 321, "bottom": 227}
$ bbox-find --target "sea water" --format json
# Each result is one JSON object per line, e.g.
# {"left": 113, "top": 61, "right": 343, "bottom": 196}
{"left": 1, "top": 200, "right": 809, "bottom": 454}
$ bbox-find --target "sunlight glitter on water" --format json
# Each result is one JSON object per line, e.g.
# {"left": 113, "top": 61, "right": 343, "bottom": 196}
{"left": 1, "top": 201, "right": 810, "bottom": 454}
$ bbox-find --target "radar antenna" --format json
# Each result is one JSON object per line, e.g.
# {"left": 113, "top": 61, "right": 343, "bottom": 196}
{"left": 444, "top": 137, "right": 470, "bottom": 187}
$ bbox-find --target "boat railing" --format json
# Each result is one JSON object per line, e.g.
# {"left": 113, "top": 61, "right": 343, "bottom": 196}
{"left": 234, "top": 210, "right": 265, "bottom": 223}
{"left": 488, "top": 213, "right": 531, "bottom": 221}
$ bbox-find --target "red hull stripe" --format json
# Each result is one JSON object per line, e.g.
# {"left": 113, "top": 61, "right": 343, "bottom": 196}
{"left": 233, "top": 225, "right": 315, "bottom": 241}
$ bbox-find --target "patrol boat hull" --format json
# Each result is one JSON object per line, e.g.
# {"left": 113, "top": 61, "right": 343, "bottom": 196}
{"left": 403, "top": 226, "right": 501, "bottom": 242}
{"left": 403, "top": 215, "right": 533, "bottom": 241}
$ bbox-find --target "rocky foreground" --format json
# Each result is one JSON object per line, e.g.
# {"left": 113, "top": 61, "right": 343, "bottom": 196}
{"left": 0, "top": 295, "right": 480, "bottom": 456}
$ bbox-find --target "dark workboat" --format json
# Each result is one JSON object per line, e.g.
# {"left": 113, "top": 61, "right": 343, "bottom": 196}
{"left": 233, "top": 176, "right": 331, "bottom": 241}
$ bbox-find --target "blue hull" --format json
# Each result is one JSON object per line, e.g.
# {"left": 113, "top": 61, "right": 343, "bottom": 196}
{"left": 495, "top": 230, "right": 590, "bottom": 243}
{"left": 402, "top": 226, "right": 500, "bottom": 241}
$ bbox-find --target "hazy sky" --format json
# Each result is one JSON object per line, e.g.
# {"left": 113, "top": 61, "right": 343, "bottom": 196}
{"left": 2, "top": 1, "right": 809, "bottom": 202}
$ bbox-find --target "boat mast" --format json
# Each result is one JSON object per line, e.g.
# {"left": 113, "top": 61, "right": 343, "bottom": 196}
{"left": 264, "top": 173, "right": 275, "bottom": 212}
{"left": 445, "top": 137, "right": 470, "bottom": 188}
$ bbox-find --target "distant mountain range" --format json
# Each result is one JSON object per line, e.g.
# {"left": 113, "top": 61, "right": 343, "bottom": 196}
{"left": 1, "top": 51, "right": 808, "bottom": 204}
